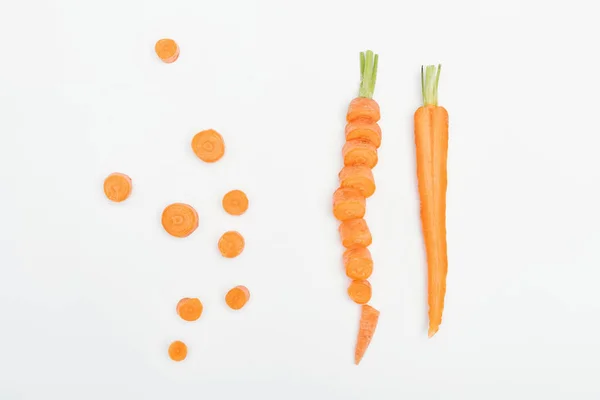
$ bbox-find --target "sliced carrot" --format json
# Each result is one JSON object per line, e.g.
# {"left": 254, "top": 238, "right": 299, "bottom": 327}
{"left": 103, "top": 172, "right": 132, "bottom": 202}
{"left": 155, "top": 39, "right": 180, "bottom": 63}
{"left": 168, "top": 340, "right": 187, "bottom": 361}
{"left": 346, "top": 97, "right": 380, "bottom": 123}
{"left": 222, "top": 190, "right": 249, "bottom": 216}
{"left": 339, "top": 165, "right": 376, "bottom": 198}
{"left": 354, "top": 304, "right": 380, "bottom": 365}
{"left": 191, "top": 129, "right": 225, "bottom": 163}
{"left": 345, "top": 119, "right": 382, "bottom": 148}
{"left": 339, "top": 218, "right": 372, "bottom": 249}
{"left": 176, "top": 297, "right": 203, "bottom": 322}
{"left": 333, "top": 187, "right": 365, "bottom": 221}
{"left": 218, "top": 231, "right": 245, "bottom": 258}
{"left": 347, "top": 280, "right": 372, "bottom": 304}
{"left": 342, "top": 139, "right": 378, "bottom": 168}
{"left": 225, "top": 285, "right": 250, "bottom": 310}
{"left": 343, "top": 247, "right": 373, "bottom": 280}
{"left": 161, "top": 203, "right": 199, "bottom": 238}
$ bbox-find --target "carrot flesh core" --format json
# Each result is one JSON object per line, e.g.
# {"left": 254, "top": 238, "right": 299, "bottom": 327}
{"left": 355, "top": 305, "right": 380, "bottom": 365}
{"left": 333, "top": 187, "right": 366, "bottom": 221}
{"left": 168, "top": 340, "right": 187, "bottom": 361}
{"left": 161, "top": 203, "right": 199, "bottom": 238}
{"left": 103, "top": 173, "right": 132, "bottom": 202}
{"left": 191, "top": 129, "right": 225, "bottom": 163}
{"left": 222, "top": 189, "right": 249, "bottom": 215}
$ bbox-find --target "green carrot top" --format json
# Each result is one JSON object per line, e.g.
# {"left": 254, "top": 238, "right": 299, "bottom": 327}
{"left": 358, "top": 50, "right": 379, "bottom": 99}
{"left": 422, "top": 64, "right": 441, "bottom": 106}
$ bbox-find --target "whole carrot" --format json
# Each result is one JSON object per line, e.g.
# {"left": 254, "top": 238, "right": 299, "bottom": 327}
{"left": 414, "top": 65, "right": 449, "bottom": 338}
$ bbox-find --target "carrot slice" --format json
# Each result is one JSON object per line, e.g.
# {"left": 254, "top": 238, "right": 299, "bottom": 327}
{"left": 339, "top": 218, "right": 372, "bottom": 249}
{"left": 348, "top": 280, "right": 372, "bottom": 304}
{"left": 155, "top": 39, "right": 180, "bottom": 63}
{"left": 176, "top": 297, "right": 203, "bottom": 322}
{"left": 355, "top": 304, "right": 380, "bottom": 365}
{"left": 168, "top": 340, "right": 187, "bottom": 361}
{"left": 222, "top": 190, "right": 249, "bottom": 216}
{"left": 343, "top": 247, "right": 373, "bottom": 280}
{"left": 218, "top": 231, "right": 245, "bottom": 258}
{"left": 342, "top": 139, "right": 378, "bottom": 168}
{"left": 339, "top": 165, "right": 376, "bottom": 198}
{"left": 346, "top": 97, "right": 380, "bottom": 123}
{"left": 103, "top": 173, "right": 132, "bottom": 202}
{"left": 161, "top": 203, "right": 199, "bottom": 238}
{"left": 191, "top": 129, "right": 225, "bottom": 163}
{"left": 225, "top": 285, "right": 250, "bottom": 310}
{"left": 345, "top": 119, "right": 382, "bottom": 148}
{"left": 333, "top": 187, "right": 365, "bottom": 221}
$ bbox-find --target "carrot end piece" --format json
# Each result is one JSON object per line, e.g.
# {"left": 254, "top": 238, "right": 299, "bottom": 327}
{"left": 428, "top": 326, "right": 439, "bottom": 338}
{"left": 354, "top": 304, "right": 380, "bottom": 365}
{"left": 422, "top": 64, "right": 441, "bottom": 106}
{"left": 358, "top": 50, "right": 379, "bottom": 99}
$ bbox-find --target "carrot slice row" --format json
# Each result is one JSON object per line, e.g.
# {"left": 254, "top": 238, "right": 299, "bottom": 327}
{"left": 103, "top": 173, "right": 132, "bottom": 202}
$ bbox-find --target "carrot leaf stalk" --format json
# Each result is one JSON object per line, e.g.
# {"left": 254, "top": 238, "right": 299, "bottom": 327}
{"left": 421, "top": 64, "right": 441, "bottom": 106}
{"left": 359, "top": 50, "right": 379, "bottom": 99}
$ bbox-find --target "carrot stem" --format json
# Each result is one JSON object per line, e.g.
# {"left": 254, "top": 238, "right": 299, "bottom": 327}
{"left": 359, "top": 50, "right": 379, "bottom": 99}
{"left": 422, "top": 64, "right": 441, "bottom": 106}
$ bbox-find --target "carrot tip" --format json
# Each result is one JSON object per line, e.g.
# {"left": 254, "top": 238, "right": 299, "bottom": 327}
{"left": 422, "top": 64, "right": 442, "bottom": 106}
{"left": 428, "top": 326, "right": 439, "bottom": 338}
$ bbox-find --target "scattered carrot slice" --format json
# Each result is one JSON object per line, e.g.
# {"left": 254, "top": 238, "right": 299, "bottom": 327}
{"left": 339, "top": 165, "right": 376, "bottom": 198}
{"left": 343, "top": 247, "right": 373, "bottom": 280}
{"left": 161, "top": 203, "right": 199, "bottom": 238}
{"left": 348, "top": 280, "right": 372, "bottom": 304}
{"left": 339, "top": 218, "right": 372, "bottom": 249}
{"left": 176, "top": 297, "right": 203, "bottom": 322}
{"left": 191, "top": 129, "right": 225, "bottom": 163}
{"left": 333, "top": 187, "right": 365, "bottom": 221}
{"left": 218, "top": 231, "right": 245, "bottom": 258}
{"left": 346, "top": 97, "right": 380, "bottom": 123}
{"left": 355, "top": 305, "right": 380, "bottom": 365}
{"left": 103, "top": 173, "right": 132, "bottom": 202}
{"left": 343, "top": 139, "right": 378, "bottom": 168}
{"left": 222, "top": 190, "right": 249, "bottom": 216}
{"left": 168, "top": 340, "right": 187, "bottom": 361}
{"left": 345, "top": 119, "right": 382, "bottom": 148}
{"left": 155, "top": 39, "right": 180, "bottom": 63}
{"left": 225, "top": 285, "right": 250, "bottom": 310}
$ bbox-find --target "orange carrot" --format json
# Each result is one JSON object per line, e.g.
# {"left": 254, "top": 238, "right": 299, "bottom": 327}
{"left": 345, "top": 119, "right": 382, "bottom": 148}
{"left": 161, "top": 203, "right": 199, "bottom": 238}
{"left": 342, "top": 139, "right": 378, "bottom": 168}
{"left": 346, "top": 97, "right": 380, "bottom": 123}
{"left": 347, "top": 280, "right": 372, "bottom": 304}
{"left": 339, "top": 165, "right": 376, "bottom": 198}
{"left": 191, "top": 129, "right": 225, "bottom": 163}
{"left": 339, "top": 218, "right": 372, "bottom": 249}
{"left": 354, "top": 304, "right": 380, "bottom": 365}
{"left": 103, "top": 172, "right": 132, "bottom": 202}
{"left": 155, "top": 39, "right": 180, "bottom": 63}
{"left": 168, "top": 340, "right": 187, "bottom": 361}
{"left": 222, "top": 189, "right": 249, "bottom": 216}
{"left": 176, "top": 297, "right": 203, "bottom": 322}
{"left": 414, "top": 65, "right": 449, "bottom": 338}
{"left": 343, "top": 247, "right": 373, "bottom": 280}
{"left": 218, "top": 231, "right": 245, "bottom": 258}
{"left": 225, "top": 285, "right": 250, "bottom": 310}
{"left": 333, "top": 187, "right": 365, "bottom": 221}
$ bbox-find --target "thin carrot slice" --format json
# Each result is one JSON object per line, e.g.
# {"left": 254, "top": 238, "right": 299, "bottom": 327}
{"left": 345, "top": 119, "right": 382, "bottom": 148}
{"left": 348, "top": 280, "right": 372, "bottom": 304}
{"left": 191, "top": 129, "right": 225, "bottom": 163}
{"left": 218, "top": 231, "right": 245, "bottom": 258}
{"left": 342, "top": 139, "right": 378, "bottom": 168}
{"left": 103, "top": 173, "right": 132, "bottom": 202}
{"left": 346, "top": 97, "right": 380, "bottom": 123}
{"left": 355, "top": 305, "right": 380, "bottom": 365}
{"left": 343, "top": 247, "right": 373, "bottom": 280}
{"left": 339, "top": 165, "right": 376, "bottom": 198}
{"left": 333, "top": 187, "right": 365, "bottom": 221}
{"left": 161, "top": 203, "right": 199, "bottom": 238}
{"left": 225, "top": 285, "right": 250, "bottom": 310}
{"left": 222, "top": 190, "right": 249, "bottom": 216}
{"left": 339, "top": 218, "right": 372, "bottom": 249}
{"left": 176, "top": 297, "right": 203, "bottom": 322}
{"left": 168, "top": 340, "right": 187, "bottom": 361}
{"left": 155, "top": 39, "right": 180, "bottom": 63}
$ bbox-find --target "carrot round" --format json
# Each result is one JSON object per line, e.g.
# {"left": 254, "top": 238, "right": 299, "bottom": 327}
{"left": 218, "top": 231, "right": 245, "bottom": 258}
{"left": 354, "top": 304, "right": 380, "bottom": 365}
{"left": 414, "top": 65, "right": 449, "bottom": 338}
{"left": 225, "top": 285, "right": 250, "bottom": 310}
{"left": 176, "top": 297, "right": 203, "bottom": 322}
{"left": 347, "top": 280, "right": 372, "bottom": 304}
{"left": 333, "top": 187, "right": 365, "bottom": 221}
{"left": 343, "top": 247, "right": 373, "bottom": 280}
{"left": 345, "top": 119, "right": 382, "bottom": 148}
{"left": 168, "top": 340, "right": 187, "bottom": 361}
{"left": 103, "top": 173, "right": 132, "bottom": 202}
{"left": 346, "top": 98, "right": 380, "bottom": 123}
{"left": 339, "top": 165, "right": 375, "bottom": 198}
{"left": 155, "top": 39, "right": 180, "bottom": 63}
{"left": 222, "top": 190, "right": 249, "bottom": 216}
{"left": 191, "top": 129, "right": 225, "bottom": 163}
{"left": 342, "top": 139, "right": 378, "bottom": 168}
{"left": 161, "top": 203, "right": 199, "bottom": 238}
{"left": 339, "top": 218, "right": 372, "bottom": 249}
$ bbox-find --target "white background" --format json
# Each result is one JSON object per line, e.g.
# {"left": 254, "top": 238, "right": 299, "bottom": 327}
{"left": 0, "top": 0, "right": 598, "bottom": 398}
